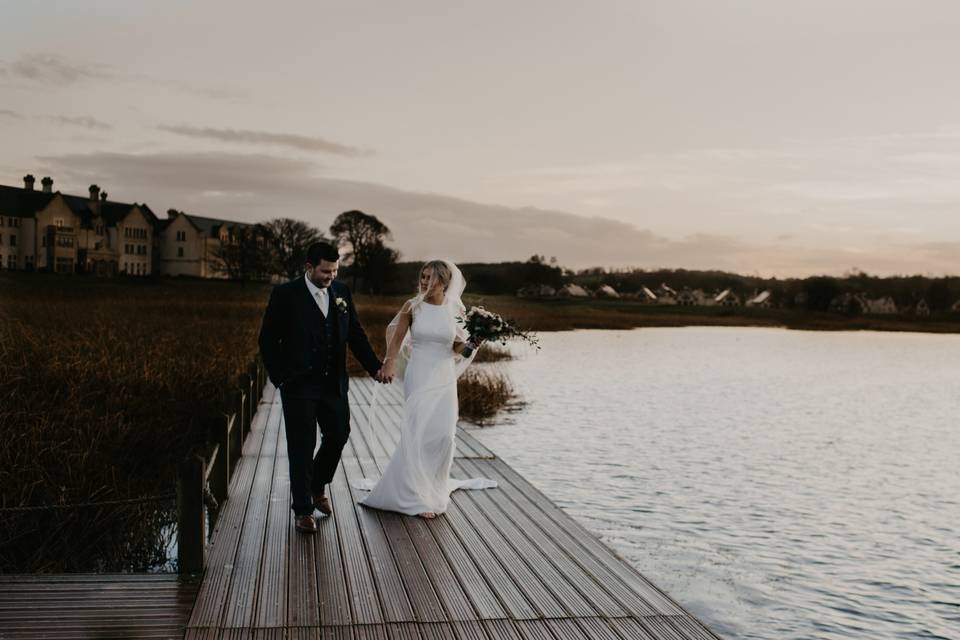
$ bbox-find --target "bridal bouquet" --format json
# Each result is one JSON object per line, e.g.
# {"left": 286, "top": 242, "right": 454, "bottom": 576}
{"left": 458, "top": 306, "right": 540, "bottom": 350}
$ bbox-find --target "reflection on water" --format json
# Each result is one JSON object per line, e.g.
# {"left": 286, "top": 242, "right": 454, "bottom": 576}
{"left": 470, "top": 327, "right": 960, "bottom": 640}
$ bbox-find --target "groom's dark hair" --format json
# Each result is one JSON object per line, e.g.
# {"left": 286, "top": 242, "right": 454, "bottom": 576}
{"left": 306, "top": 241, "right": 340, "bottom": 265}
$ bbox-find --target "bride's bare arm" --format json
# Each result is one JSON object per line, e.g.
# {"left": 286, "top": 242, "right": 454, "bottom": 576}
{"left": 382, "top": 301, "right": 413, "bottom": 374}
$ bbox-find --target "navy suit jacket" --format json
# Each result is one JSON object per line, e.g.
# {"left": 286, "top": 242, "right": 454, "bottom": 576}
{"left": 258, "top": 277, "right": 381, "bottom": 396}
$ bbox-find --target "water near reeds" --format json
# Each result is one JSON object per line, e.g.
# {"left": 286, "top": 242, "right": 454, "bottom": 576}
{"left": 470, "top": 327, "right": 960, "bottom": 640}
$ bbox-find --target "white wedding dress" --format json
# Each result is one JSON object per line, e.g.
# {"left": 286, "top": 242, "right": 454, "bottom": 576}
{"left": 353, "top": 298, "right": 497, "bottom": 516}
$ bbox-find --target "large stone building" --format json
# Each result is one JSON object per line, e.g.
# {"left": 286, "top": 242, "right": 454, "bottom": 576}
{"left": 0, "top": 175, "right": 256, "bottom": 278}
{"left": 1, "top": 175, "right": 158, "bottom": 276}
{"left": 158, "top": 209, "right": 258, "bottom": 279}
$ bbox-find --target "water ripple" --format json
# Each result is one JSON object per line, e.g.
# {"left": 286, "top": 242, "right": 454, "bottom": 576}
{"left": 471, "top": 328, "right": 960, "bottom": 640}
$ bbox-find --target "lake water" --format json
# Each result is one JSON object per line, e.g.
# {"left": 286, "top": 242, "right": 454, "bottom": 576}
{"left": 468, "top": 327, "right": 960, "bottom": 640}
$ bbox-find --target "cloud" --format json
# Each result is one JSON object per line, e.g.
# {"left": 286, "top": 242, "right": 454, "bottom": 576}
{"left": 3, "top": 52, "right": 246, "bottom": 102}
{"left": 35, "top": 150, "right": 960, "bottom": 277}
{"left": 157, "top": 124, "right": 373, "bottom": 156}
{"left": 0, "top": 109, "right": 22, "bottom": 119}
{"left": 8, "top": 53, "right": 110, "bottom": 84}
{"left": 49, "top": 115, "right": 112, "bottom": 130}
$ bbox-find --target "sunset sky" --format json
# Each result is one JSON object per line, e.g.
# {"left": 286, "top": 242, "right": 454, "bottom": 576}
{"left": 2, "top": 1, "right": 959, "bottom": 276}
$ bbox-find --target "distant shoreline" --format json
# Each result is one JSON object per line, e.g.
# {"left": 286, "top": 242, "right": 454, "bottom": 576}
{"left": 3, "top": 272, "right": 957, "bottom": 336}
{"left": 358, "top": 294, "right": 960, "bottom": 336}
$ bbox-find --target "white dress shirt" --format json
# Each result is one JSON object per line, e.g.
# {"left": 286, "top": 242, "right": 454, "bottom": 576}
{"left": 304, "top": 273, "right": 329, "bottom": 317}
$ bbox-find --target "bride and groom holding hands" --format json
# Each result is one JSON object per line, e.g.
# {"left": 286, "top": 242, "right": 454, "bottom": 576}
{"left": 258, "top": 241, "right": 496, "bottom": 533}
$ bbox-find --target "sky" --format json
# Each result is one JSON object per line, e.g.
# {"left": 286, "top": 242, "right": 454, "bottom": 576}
{"left": 2, "top": 0, "right": 959, "bottom": 276}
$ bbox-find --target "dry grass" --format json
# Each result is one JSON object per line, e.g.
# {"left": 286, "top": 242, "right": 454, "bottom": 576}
{"left": 0, "top": 273, "right": 271, "bottom": 572}
{"left": 473, "top": 343, "right": 513, "bottom": 363}
{"left": 0, "top": 280, "right": 521, "bottom": 571}
{"left": 457, "top": 368, "right": 517, "bottom": 425}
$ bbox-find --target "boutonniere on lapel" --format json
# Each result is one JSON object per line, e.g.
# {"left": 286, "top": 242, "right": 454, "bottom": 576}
{"left": 334, "top": 296, "right": 348, "bottom": 314}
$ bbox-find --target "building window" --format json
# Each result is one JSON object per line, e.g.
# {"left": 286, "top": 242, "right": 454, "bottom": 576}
{"left": 176, "top": 230, "right": 186, "bottom": 242}
{"left": 41, "top": 236, "right": 46, "bottom": 248}
{"left": 177, "top": 247, "right": 184, "bottom": 257}
{"left": 9, "top": 235, "right": 16, "bottom": 247}
{"left": 7, "top": 256, "right": 15, "bottom": 270}
{"left": 25, "top": 256, "right": 34, "bottom": 270}
{"left": 54, "top": 218, "right": 64, "bottom": 229}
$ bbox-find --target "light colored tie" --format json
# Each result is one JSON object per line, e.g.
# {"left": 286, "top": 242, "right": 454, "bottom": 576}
{"left": 317, "top": 288, "right": 327, "bottom": 317}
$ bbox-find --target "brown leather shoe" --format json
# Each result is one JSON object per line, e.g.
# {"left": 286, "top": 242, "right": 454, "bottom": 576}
{"left": 295, "top": 514, "right": 316, "bottom": 533}
{"left": 313, "top": 493, "right": 332, "bottom": 515}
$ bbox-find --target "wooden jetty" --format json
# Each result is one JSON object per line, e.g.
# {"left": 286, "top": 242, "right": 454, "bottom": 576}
{"left": 182, "top": 378, "right": 721, "bottom": 640}
{"left": 0, "top": 573, "right": 198, "bottom": 638}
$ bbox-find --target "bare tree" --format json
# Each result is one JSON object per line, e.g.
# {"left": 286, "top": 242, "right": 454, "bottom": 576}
{"left": 329, "top": 210, "right": 395, "bottom": 290}
{"left": 211, "top": 224, "right": 269, "bottom": 285}
{"left": 260, "top": 218, "right": 327, "bottom": 280}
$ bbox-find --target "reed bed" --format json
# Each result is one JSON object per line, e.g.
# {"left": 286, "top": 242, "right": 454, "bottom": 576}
{"left": 0, "top": 280, "right": 519, "bottom": 572}
{"left": 457, "top": 367, "right": 518, "bottom": 425}
{"left": 0, "top": 274, "right": 270, "bottom": 572}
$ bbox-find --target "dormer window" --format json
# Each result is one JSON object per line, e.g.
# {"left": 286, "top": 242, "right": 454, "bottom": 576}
{"left": 54, "top": 218, "right": 64, "bottom": 229}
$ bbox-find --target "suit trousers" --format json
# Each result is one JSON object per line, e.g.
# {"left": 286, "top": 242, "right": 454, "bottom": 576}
{"left": 279, "top": 386, "right": 350, "bottom": 516}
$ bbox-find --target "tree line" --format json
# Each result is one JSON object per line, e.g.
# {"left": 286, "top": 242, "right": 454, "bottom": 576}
{"left": 213, "top": 209, "right": 398, "bottom": 292}
{"left": 213, "top": 212, "right": 959, "bottom": 313}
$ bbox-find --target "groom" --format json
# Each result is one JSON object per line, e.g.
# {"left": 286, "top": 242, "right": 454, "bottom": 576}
{"left": 258, "top": 241, "right": 386, "bottom": 533}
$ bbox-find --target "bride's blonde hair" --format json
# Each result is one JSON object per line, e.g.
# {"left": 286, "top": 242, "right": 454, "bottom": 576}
{"left": 419, "top": 260, "right": 453, "bottom": 295}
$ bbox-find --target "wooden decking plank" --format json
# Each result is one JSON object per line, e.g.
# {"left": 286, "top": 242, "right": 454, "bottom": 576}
{"left": 387, "top": 622, "right": 423, "bottom": 640}
{"left": 512, "top": 620, "right": 560, "bottom": 640}
{"left": 452, "top": 460, "right": 597, "bottom": 619}
{"left": 447, "top": 482, "right": 566, "bottom": 618}
{"left": 607, "top": 618, "right": 659, "bottom": 640}
{"left": 310, "top": 442, "right": 354, "bottom": 627}
{"left": 576, "top": 616, "right": 632, "bottom": 639}
{"left": 455, "top": 428, "right": 496, "bottom": 459}
{"left": 475, "top": 458, "right": 659, "bottom": 617}
{"left": 287, "top": 505, "right": 320, "bottom": 628}
{"left": 254, "top": 406, "right": 291, "bottom": 628}
{"left": 637, "top": 616, "right": 692, "bottom": 640}
{"left": 350, "top": 399, "right": 500, "bottom": 625}
{"left": 317, "top": 626, "right": 353, "bottom": 640}
{"left": 439, "top": 497, "right": 540, "bottom": 620}
{"left": 422, "top": 515, "right": 509, "bottom": 620}
{"left": 328, "top": 461, "right": 386, "bottom": 625}
{"left": 188, "top": 385, "right": 277, "bottom": 629}
{"left": 401, "top": 516, "right": 479, "bottom": 622}
{"left": 346, "top": 434, "right": 456, "bottom": 624}
{"left": 489, "top": 457, "right": 685, "bottom": 616}
{"left": 376, "top": 509, "right": 448, "bottom": 623}
{"left": 546, "top": 619, "right": 595, "bottom": 639}
{"left": 663, "top": 616, "right": 722, "bottom": 640}
{"left": 223, "top": 391, "right": 283, "bottom": 628}
{"left": 0, "top": 573, "right": 185, "bottom": 584}
{"left": 340, "top": 457, "right": 418, "bottom": 623}
{"left": 479, "top": 619, "right": 526, "bottom": 640}
{"left": 352, "top": 624, "right": 390, "bottom": 640}
{"left": 459, "top": 458, "right": 628, "bottom": 618}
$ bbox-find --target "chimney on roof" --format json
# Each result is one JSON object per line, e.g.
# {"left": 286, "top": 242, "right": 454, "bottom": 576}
{"left": 23, "top": 174, "right": 35, "bottom": 191}
{"left": 89, "top": 184, "right": 100, "bottom": 202}
{"left": 167, "top": 208, "right": 178, "bottom": 219}
{"left": 100, "top": 192, "right": 108, "bottom": 202}
{"left": 41, "top": 176, "right": 53, "bottom": 193}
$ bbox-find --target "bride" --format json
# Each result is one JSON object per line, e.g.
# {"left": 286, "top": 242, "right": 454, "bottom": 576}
{"left": 353, "top": 259, "right": 497, "bottom": 519}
